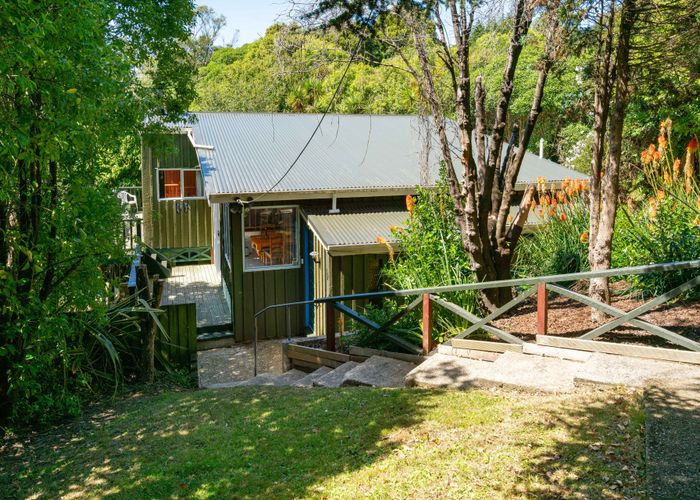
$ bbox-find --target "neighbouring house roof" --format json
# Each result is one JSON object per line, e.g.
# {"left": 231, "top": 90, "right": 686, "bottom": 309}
{"left": 305, "top": 210, "right": 409, "bottom": 256}
{"left": 186, "top": 112, "right": 588, "bottom": 201}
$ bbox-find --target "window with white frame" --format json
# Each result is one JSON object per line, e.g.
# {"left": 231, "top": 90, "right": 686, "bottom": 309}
{"left": 158, "top": 169, "right": 204, "bottom": 200}
{"left": 222, "top": 203, "right": 231, "bottom": 267}
{"left": 243, "top": 206, "right": 299, "bottom": 271}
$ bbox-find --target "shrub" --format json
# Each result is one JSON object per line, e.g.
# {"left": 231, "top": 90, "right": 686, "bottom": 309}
{"left": 513, "top": 177, "right": 590, "bottom": 279}
{"left": 613, "top": 121, "right": 700, "bottom": 296}
{"left": 376, "top": 172, "right": 478, "bottom": 344}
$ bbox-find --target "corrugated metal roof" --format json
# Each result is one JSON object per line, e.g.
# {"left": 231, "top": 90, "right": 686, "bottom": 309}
{"left": 306, "top": 211, "right": 408, "bottom": 253}
{"left": 188, "top": 113, "right": 587, "bottom": 198}
{"left": 306, "top": 204, "right": 558, "bottom": 255}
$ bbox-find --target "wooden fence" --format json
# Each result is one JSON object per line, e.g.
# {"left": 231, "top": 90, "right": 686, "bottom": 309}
{"left": 158, "top": 302, "right": 197, "bottom": 371}
{"left": 253, "top": 259, "right": 700, "bottom": 375}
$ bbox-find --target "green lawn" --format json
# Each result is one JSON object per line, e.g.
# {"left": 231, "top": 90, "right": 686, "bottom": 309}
{"left": 1, "top": 386, "right": 646, "bottom": 498}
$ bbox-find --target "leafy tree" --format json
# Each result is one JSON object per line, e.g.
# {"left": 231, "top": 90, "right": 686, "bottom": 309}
{"left": 0, "top": 0, "right": 195, "bottom": 426}
{"left": 302, "top": 0, "right": 581, "bottom": 311}
{"left": 185, "top": 5, "right": 228, "bottom": 69}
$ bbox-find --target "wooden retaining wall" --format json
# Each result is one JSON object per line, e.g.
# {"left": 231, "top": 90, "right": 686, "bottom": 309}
{"left": 158, "top": 302, "right": 197, "bottom": 371}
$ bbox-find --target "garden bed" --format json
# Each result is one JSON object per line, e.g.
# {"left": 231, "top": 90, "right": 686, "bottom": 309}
{"left": 493, "top": 292, "right": 700, "bottom": 348}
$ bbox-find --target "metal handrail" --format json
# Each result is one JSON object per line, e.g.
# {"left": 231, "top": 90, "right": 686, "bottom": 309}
{"left": 252, "top": 259, "right": 700, "bottom": 375}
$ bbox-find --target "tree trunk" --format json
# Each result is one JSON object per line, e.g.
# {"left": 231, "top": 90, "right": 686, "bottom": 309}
{"left": 589, "top": 0, "right": 638, "bottom": 322}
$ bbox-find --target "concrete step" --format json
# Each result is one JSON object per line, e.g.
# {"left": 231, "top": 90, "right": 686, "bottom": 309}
{"left": 405, "top": 353, "right": 492, "bottom": 389}
{"left": 272, "top": 369, "right": 307, "bottom": 386}
{"left": 313, "top": 362, "right": 360, "bottom": 387}
{"left": 522, "top": 342, "right": 592, "bottom": 362}
{"left": 484, "top": 351, "right": 579, "bottom": 392}
{"left": 293, "top": 366, "right": 333, "bottom": 387}
{"left": 342, "top": 356, "right": 417, "bottom": 388}
{"left": 406, "top": 351, "right": 579, "bottom": 393}
{"left": 574, "top": 352, "right": 700, "bottom": 388}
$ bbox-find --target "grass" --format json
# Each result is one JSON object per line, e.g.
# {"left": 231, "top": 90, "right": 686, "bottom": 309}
{"left": 1, "top": 386, "right": 646, "bottom": 498}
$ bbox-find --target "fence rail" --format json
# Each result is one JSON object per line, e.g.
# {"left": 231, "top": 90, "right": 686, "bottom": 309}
{"left": 253, "top": 260, "right": 700, "bottom": 375}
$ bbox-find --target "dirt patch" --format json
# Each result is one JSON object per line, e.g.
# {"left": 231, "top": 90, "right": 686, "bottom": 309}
{"left": 493, "top": 290, "right": 700, "bottom": 348}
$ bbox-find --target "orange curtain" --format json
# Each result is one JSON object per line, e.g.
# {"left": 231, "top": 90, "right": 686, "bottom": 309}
{"left": 183, "top": 170, "right": 198, "bottom": 197}
{"left": 162, "top": 170, "right": 181, "bottom": 198}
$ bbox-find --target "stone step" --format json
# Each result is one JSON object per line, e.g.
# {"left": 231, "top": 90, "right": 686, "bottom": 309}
{"left": 272, "top": 369, "right": 307, "bottom": 386}
{"left": 405, "top": 353, "right": 492, "bottom": 389}
{"left": 313, "top": 361, "right": 360, "bottom": 388}
{"left": 574, "top": 352, "right": 700, "bottom": 388}
{"left": 293, "top": 366, "right": 333, "bottom": 387}
{"left": 201, "top": 380, "right": 243, "bottom": 389}
{"left": 342, "top": 356, "right": 417, "bottom": 388}
{"left": 237, "top": 373, "right": 279, "bottom": 386}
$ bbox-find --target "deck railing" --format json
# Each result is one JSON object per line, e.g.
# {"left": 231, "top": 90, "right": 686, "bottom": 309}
{"left": 253, "top": 260, "right": 700, "bottom": 375}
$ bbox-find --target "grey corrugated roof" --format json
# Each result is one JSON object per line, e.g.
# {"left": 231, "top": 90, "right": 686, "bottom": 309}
{"left": 188, "top": 113, "right": 587, "bottom": 198}
{"left": 306, "top": 211, "right": 408, "bottom": 254}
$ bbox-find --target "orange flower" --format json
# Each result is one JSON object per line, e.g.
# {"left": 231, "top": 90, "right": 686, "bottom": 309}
{"left": 580, "top": 231, "right": 589, "bottom": 243}
{"left": 658, "top": 134, "right": 667, "bottom": 150}
{"left": 551, "top": 199, "right": 558, "bottom": 208}
{"left": 542, "top": 195, "right": 550, "bottom": 206}
{"left": 663, "top": 171, "right": 672, "bottom": 185}
{"left": 537, "top": 208, "right": 544, "bottom": 217}
{"left": 548, "top": 207, "right": 555, "bottom": 217}
{"left": 688, "top": 135, "right": 698, "bottom": 153}
{"left": 376, "top": 235, "right": 394, "bottom": 261}
{"left": 652, "top": 150, "right": 662, "bottom": 162}
{"left": 405, "top": 195, "right": 415, "bottom": 214}
{"left": 641, "top": 150, "right": 651, "bottom": 165}
{"left": 673, "top": 158, "right": 682, "bottom": 174}
{"left": 656, "top": 189, "right": 666, "bottom": 201}
{"left": 530, "top": 200, "right": 537, "bottom": 212}
{"left": 507, "top": 214, "right": 513, "bottom": 224}
{"left": 648, "top": 143, "right": 656, "bottom": 155}
{"left": 560, "top": 212, "right": 567, "bottom": 222}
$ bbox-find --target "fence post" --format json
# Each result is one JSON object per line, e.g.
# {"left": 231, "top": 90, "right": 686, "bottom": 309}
{"left": 422, "top": 294, "right": 434, "bottom": 354}
{"left": 325, "top": 302, "right": 336, "bottom": 352}
{"left": 537, "top": 282, "right": 548, "bottom": 335}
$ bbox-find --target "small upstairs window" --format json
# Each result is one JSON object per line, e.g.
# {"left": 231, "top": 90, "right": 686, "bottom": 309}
{"left": 158, "top": 169, "right": 204, "bottom": 200}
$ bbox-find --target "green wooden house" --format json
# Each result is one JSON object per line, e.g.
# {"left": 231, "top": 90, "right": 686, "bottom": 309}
{"left": 141, "top": 113, "right": 587, "bottom": 342}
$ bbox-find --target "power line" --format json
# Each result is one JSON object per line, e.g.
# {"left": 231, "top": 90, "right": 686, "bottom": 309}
{"left": 243, "top": 28, "right": 369, "bottom": 204}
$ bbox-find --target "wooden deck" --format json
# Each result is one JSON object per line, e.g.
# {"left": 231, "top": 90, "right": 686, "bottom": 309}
{"left": 161, "top": 264, "right": 231, "bottom": 329}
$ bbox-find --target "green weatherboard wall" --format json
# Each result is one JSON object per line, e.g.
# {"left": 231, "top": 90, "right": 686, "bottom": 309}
{"left": 142, "top": 133, "right": 212, "bottom": 251}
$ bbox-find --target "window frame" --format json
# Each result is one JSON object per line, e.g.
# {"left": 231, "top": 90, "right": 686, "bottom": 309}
{"left": 242, "top": 205, "right": 301, "bottom": 272}
{"left": 156, "top": 168, "right": 206, "bottom": 201}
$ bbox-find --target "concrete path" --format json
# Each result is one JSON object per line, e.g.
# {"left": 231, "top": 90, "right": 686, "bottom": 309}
{"left": 407, "top": 348, "right": 700, "bottom": 393}
{"left": 645, "top": 378, "right": 700, "bottom": 499}
{"left": 197, "top": 339, "right": 285, "bottom": 387}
